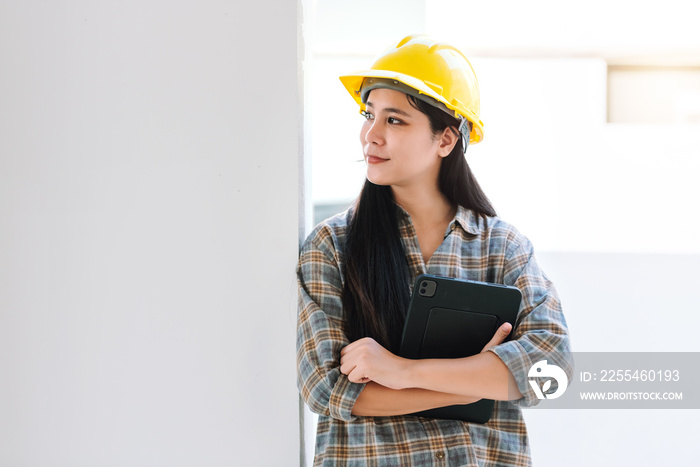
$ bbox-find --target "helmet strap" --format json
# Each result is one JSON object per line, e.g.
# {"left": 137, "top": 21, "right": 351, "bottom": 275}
{"left": 458, "top": 117, "right": 470, "bottom": 153}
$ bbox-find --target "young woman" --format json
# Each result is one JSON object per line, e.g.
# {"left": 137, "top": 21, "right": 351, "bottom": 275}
{"left": 297, "top": 35, "right": 572, "bottom": 466}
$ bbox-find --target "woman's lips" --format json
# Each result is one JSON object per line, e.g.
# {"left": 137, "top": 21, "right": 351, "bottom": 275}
{"left": 367, "top": 155, "right": 388, "bottom": 164}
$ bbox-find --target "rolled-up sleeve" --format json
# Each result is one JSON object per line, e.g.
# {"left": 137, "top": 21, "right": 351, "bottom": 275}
{"left": 296, "top": 226, "right": 366, "bottom": 421}
{"left": 488, "top": 235, "right": 574, "bottom": 407}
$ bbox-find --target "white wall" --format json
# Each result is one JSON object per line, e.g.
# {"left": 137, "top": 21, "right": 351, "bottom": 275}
{"left": 0, "top": 1, "right": 301, "bottom": 466}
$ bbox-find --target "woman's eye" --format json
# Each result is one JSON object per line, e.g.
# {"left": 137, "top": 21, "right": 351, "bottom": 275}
{"left": 360, "top": 110, "right": 374, "bottom": 120}
{"left": 388, "top": 117, "right": 403, "bottom": 125}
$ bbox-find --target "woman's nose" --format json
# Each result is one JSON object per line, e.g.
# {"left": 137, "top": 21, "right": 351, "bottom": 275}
{"left": 363, "top": 120, "right": 384, "bottom": 145}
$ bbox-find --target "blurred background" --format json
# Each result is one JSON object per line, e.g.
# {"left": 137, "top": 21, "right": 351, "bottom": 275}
{"left": 303, "top": 0, "right": 700, "bottom": 465}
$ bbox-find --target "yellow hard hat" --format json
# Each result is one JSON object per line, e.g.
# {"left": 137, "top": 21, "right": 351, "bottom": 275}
{"left": 339, "top": 34, "right": 484, "bottom": 144}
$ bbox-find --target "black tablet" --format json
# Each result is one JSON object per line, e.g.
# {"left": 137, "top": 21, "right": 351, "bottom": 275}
{"left": 398, "top": 274, "right": 522, "bottom": 423}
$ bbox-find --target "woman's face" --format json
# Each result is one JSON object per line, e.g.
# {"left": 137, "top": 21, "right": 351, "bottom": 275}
{"left": 360, "top": 88, "right": 453, "bottom": 190}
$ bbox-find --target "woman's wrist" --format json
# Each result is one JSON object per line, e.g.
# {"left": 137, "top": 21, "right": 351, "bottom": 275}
{"left": 397, "top": 357, "right": 422, "bottom": 390}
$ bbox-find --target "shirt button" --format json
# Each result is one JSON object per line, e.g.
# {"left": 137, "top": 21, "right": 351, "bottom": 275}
{"left": 450, "top": 223, "right": 456, "bottom": 230}
{"left": 435, "top": 451, "right": 445, "bottom": 460}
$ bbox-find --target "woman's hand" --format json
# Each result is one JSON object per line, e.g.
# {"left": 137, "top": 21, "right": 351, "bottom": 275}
{"left": 340, "top": 338, "right": 408, "bottom": 389}
{"left": 480, "top": 322, "right": 513, "bottom": 353}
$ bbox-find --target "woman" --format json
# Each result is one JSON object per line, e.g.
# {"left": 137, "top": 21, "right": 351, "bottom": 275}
{"left": 297, "top": 35, "right": 572, "bottom": 466}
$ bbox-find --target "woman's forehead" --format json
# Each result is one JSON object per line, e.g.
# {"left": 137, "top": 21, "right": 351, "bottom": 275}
{"left": 365, "top": 88, "right": 416, "bottom": 114}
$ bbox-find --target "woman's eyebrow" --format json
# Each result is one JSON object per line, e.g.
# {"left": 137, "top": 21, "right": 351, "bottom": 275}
{"left": 366, "top": 101, "right": 411, "bottom": 117}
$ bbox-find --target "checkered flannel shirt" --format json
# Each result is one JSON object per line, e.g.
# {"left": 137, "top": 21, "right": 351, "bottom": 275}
{"left": 297, "top": 204, "right": 573, "bottom": 466}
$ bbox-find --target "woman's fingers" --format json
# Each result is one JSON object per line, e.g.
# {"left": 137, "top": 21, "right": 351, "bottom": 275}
{"left": 340, "top": 336, "right": 372, "bottom": 356}
{"left": 340, "top": 350, "right": 369, "bottom": 383}
{"left": 339, "top": 338, "right": 370, "bottom": 376}
{"left": 340, "top": 354, "right": 357, "bottom": 377}
{"left": 480, "top": 322, "right": 513, "bottom": 353}
{"left": 346, "top": 367, "right": 370, "bottom": 384}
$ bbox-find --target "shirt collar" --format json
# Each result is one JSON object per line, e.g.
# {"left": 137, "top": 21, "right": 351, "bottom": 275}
{"left": 453, "top": 205, "right": 482, "bottom": 236}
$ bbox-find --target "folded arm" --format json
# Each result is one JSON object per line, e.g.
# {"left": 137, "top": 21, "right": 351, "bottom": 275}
{"left": 343, "top": 322, "right": 521, "bottom": 416}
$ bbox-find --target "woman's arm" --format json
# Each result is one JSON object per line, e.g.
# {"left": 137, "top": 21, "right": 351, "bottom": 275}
{"left": 343, "top": 322, "right": 521, "bottom": 416}
{"left": 297, "top": 224, "right": 365, "bottom": 422}
{"left": 403, "top": 350, "right": 521, "bottom": 400}
{"left": 351, "top": 382, "right": 479, "bottom": 417}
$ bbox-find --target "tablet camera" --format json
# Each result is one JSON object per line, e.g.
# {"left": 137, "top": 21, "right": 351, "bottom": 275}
{"left": 418, "top": 280, "right": 437, "bottom": 298}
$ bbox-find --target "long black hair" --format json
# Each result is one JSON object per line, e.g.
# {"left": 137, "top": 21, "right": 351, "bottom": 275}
{"left": 342, "top": 93, "right": 496, "bottom": 353}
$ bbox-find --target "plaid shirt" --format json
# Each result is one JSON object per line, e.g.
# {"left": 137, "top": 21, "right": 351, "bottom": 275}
{"left": 297, "top": 204, "right": 572, "bottom": 466}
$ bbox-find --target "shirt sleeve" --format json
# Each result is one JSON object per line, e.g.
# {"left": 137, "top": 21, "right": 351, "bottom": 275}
{"left": 296, "top": 225, "right": 366, "bottom": 421}
{"left": 487, "top": 234, "right": 574, "bottom": 408}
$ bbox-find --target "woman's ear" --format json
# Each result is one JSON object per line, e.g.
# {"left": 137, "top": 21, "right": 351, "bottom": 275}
{"left": 437, "top": 127, "right": 459, "bottom": 158}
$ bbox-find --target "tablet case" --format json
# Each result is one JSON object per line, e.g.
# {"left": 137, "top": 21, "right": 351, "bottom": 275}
{"left": 399, "top": 274, "right": 522, "bottom": 423}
